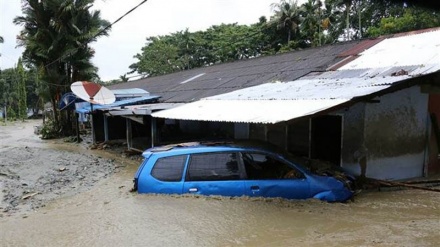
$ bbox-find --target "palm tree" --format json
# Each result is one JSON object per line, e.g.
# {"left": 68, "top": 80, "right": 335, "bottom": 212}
{"left": 328, "top": 0, "right": 353, "bottom": 41}
{"left": 321, "top": 0, "right": 345, "bottom": 42}
{"left": 300, "top": 0, "right": 323, "bottom": 46}
{"left": 14, "top": 0, "right": 110, "bottom": 131}
{"left": 270, "top": 0, "right": 303, "bottom": 43}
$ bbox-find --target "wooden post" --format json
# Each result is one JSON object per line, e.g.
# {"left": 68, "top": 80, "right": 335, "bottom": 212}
{"left": 90, "top": 103, "right": 96, "bottom": 144}
{"left": 75, "top": 112, "right": 80, "bottom": 143}
{"left": 126, "top": 118, "right": 132, "bottom": 150}
{"left": 104, "top": 115, "right": 109, "bottom": 142}
{"left": 151, "top": 117, "right": 156, "bottom": 148}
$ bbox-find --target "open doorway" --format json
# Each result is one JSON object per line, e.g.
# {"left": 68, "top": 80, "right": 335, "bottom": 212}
{"left": 311, "top": 115, "right": 342, "bottom": 166}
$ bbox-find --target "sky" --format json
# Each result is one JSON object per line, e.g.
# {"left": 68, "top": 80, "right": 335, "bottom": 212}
{"left": 0, "top": 0, "right": 289, "bottom": 81}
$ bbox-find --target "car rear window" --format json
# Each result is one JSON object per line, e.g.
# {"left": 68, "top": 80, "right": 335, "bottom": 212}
{"left": 186, "top": 152, "right": 240, "bottom": 181}
{"left": 151, "top": 155, "right": 186, "bottom": 182}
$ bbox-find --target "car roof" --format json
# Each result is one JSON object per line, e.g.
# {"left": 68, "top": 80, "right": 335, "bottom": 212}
{"left": 142, "top": 140, "right": 281, "bottom": 158}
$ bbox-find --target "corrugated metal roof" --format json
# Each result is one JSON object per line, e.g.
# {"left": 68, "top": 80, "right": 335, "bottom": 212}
{"left": 106, "top": 103, "right": 183, "bottom": 116}
{"left": 306, "top": 64, "right": 438, "bottom": 79}
{"left": 151, "top": 75, "right": 404, "bottom": 123}
{"left": 339, "top": 29, "right": 440, "bottom": 71}
{"left": 122, "top": 29, "right": 440, "bottom": 124}
{"left": 109, "top": 41, "right": 364, "bottom": 103}
{"left": 337, "top": 38, "right": 384, "bottom": 57}
{"left": 112, "top": 88, "right": 150, "bottom": 98}
{"left": 76, "top": 95, "right": 160, "bottom": 113}
{"left": 206, "top": 77, "right": 400, "bottom": 101}
{"left": 152, "top": 99, "right": 348, "bottom": 124}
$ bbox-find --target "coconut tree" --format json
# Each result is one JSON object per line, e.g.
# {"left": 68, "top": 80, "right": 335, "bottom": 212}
{"left": 270, "top": 0, "right": 303, "bottom": 43}
{"left": 320, "top": 0, "right": 345, "bottom": 42}
{"left": 300, "top": 0, "right": 324, "bottom": 46}
{"left": 14, "top": 0, "right": 109, "bottom": 133}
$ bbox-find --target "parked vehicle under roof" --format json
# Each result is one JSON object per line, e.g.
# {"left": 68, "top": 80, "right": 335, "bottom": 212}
{"left": 133, "top": 141, "right": 354, "bottom": 202}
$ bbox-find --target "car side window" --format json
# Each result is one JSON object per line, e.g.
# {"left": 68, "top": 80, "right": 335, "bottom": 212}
{"left": 241, "top": 152, "right": 304, "bottom": 180}
{"left": 186, "top": 152, "right": 241, "bottom": 181}
{"left": 151, "top": 155, "right": 186, "bottom": 182}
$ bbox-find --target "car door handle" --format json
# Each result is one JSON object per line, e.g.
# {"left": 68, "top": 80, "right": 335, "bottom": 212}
{"left": 250, "top": 186, "right": 259, "bottom": 191}
{"left": 189, "top": 188, "right": 198, "bottom": 192}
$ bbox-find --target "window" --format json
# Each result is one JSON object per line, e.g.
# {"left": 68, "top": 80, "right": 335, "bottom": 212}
{"left": 151, "top": 155, "right": 186, "bottom": 182}
{"left": 186, "top": 152, "right": 241, "bottom": 181}
{"left": 242, "top": 152, "right": 304, "bottom": 180}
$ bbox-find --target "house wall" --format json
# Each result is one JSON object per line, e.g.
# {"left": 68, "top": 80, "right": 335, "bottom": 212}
{"left": 234, "top": 123, "right": 250, "bottom": 139}
{"left": 248, "top": 123, "right": 289, "bottom": 149}
{"left": 179, "top": 120, "right": 201, "bottom": 134}
{"left": 343, "top": 86, "right": 429, "bottom": 180}
{"left": 178, "top": 120, "right": 234, "bottom": 140}
{"left": 287, "top": 119, "right": 310, "bottom": 157}
{"left": 266, "top": 123, "right": 287, "bottom": 148}
{"left": 249, "top": 124, "right": 265, "bottom": 141}
{"left": 340, "top": 103, "right": 366, "bottom": 174}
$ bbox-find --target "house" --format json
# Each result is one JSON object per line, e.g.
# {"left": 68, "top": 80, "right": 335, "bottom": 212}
{"left": 103, "top": 40, "right": 367, "bottom": 148}
{"left": 96, "top": 28, "right": 440, "bottom": 180}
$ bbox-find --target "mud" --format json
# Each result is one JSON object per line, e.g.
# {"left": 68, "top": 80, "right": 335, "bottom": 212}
{"left": 1, "top": 120, "right": 439, "bottom": 246}
{"left": 0, "top": 120, "right": 129, "bottom": 215}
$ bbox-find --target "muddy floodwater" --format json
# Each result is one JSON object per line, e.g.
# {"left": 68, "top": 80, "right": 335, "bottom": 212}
{"left": 1, "top": 120, "right": 439, "bottom": 246}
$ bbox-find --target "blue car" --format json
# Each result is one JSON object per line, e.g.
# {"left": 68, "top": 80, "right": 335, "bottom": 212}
{"left": 133, "top": 141, "right": 354, "bottom": 202}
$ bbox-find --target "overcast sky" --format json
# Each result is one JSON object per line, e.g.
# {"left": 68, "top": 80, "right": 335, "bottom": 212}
{"left": 0, "top": 0, "right": 292, "bottom": 81}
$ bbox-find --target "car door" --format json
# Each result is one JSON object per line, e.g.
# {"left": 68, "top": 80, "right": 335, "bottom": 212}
{"left": 183, "top": 152, "right": 245, "bottom": 197}
{"left": 138, "top": 155, "right": 187, "bottom": 194}
{"left": 241, "top": 152, "right": 310, "bottom": 199}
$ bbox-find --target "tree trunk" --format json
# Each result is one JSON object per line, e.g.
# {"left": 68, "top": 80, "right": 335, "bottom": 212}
{"left": 358, "top": 0, "right": 362, "bottom": 38}
{"left": 345, "top": 1, "right": 351, "bottom": 40}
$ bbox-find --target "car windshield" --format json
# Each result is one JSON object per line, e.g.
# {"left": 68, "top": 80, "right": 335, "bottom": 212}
{"left": 278, "top": 152, "right": 312, "bottom": 172}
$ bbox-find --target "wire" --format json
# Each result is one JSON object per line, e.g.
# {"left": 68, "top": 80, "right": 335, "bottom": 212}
{"left": 44, "top": 0, "right": 149, "bottom": 69}
{"left": 94, "top": 0, "right": 148, "bottom": 42}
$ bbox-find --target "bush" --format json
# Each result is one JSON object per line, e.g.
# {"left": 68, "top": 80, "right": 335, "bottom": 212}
{"left": 40, "top": 120, "right": 60, "bottom": 139}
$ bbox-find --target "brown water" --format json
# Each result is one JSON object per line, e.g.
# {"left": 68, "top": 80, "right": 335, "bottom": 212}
{"left": 1, "top": 121, "right": 439, "bottom": 246}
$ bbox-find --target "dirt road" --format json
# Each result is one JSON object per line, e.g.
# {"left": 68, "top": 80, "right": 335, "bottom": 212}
{"left": 0, "top": 120, "right": 129, "bottom": 215}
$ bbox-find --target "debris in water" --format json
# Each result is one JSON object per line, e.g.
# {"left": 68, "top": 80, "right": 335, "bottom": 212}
{"left": 22, "top": 192, "right": 39, "bottom": 200}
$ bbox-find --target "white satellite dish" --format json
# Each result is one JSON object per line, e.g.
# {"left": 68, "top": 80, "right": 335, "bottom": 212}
{"left": 71, "top": 81, "right": 116, "bottom": 105}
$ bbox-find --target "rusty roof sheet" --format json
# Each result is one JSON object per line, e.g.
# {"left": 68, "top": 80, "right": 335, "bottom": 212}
{"left": 337, "top": 38, "right": 384, "bottom": 57}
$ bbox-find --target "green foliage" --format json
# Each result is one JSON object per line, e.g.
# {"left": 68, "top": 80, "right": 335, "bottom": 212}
{"left": 17, "top": 59, "right": 28, "bottom": 120}
{"left": 39, "top": 119, "right": 60, "bottom": 139}
{"left": 131, "top": 36, "right": 183, "bottom": 76}
{"left": 366, "top": 7, "right": 440, "bottom": 37}
{"left": 7, "top": 106, "right": 17, "bottom": 121}
{"left": 278, "top": 40, "right": 301, "bottom": 52}
{"left": 0, "top": 62, "right": 41, "bottom": 121}
{"left": 14, "top": 0, "right": 110, "bottom": 130}
{"left": 270, "top": 0, "right": 303, "bottom": 43}
{"left": 130, "top": 24, "right": 269, "bottom": 77}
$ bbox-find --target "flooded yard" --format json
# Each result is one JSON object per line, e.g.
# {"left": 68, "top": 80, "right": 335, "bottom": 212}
{"left": 1, "top": 120, "right": 439, "bottom": 246}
